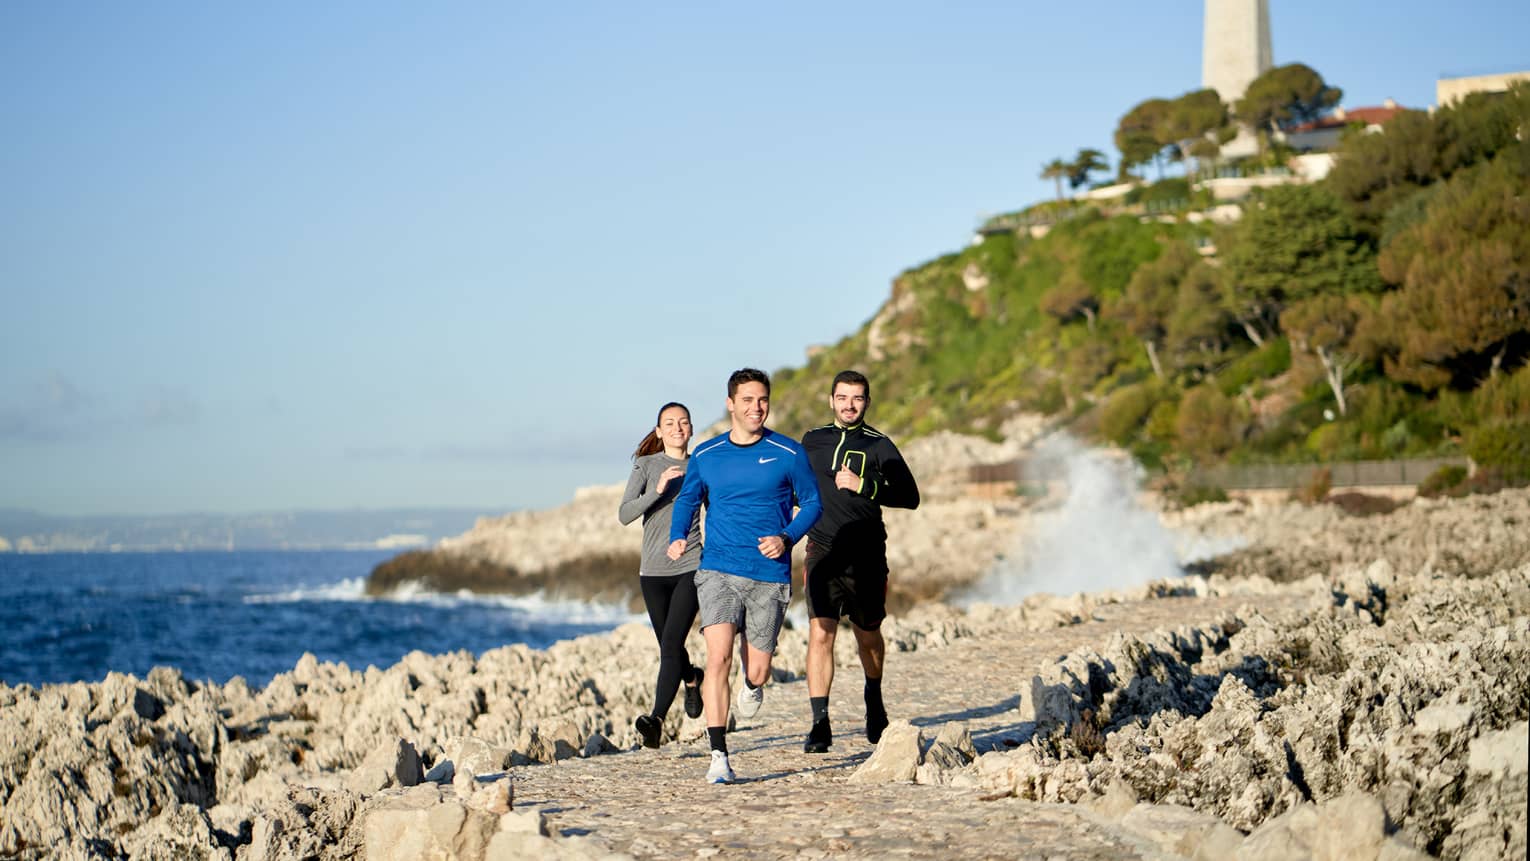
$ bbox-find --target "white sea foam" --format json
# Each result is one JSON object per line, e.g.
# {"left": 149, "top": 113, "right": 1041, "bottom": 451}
{"left": 244, "top": 576, "right": 369, "bottom": 603}
{"left": 245, "top": 579, "right": 641, "bottom": 625}
{"left": 961, "top": 434, "right": 1248, "bottom": 604}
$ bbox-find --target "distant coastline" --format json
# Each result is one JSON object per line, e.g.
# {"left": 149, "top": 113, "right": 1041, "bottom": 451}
{"left": 0, "top": 506, "right": 497, "bottom": 553}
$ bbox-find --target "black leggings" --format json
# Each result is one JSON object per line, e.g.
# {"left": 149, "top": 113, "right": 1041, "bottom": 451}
{"left": 640, "top": 571, "right": 701, "bottom": 719}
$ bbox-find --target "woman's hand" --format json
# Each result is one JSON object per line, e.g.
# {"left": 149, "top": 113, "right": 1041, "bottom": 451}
{"left": 655, "top": 465, "right": 686, "bottom": 493}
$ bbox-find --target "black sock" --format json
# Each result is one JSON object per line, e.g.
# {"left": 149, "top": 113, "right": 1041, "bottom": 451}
{"left": 865, "top": 676, "right": 883, "bottom": 709}
{"left": 708, "top": 726, "right": 728, "bottom": 754}
{"left": 810, "top": 696, "right": 829, "bottom": 724}
{"left": 744, "top": 677, "right": 760, "bottom": 691}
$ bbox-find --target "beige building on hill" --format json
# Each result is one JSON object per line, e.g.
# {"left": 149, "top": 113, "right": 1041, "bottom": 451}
{"left": 1436, "top": 70, "right": 1530, "bottom": 106}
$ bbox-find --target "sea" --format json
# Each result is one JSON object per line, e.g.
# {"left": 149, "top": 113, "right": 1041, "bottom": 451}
{"left": 0, "top": 550, "right": 641, "bottom": 690}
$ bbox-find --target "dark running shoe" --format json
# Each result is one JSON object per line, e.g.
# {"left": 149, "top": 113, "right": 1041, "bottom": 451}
{"left": 635, "top": 714, "right": 662, "bottom": 749}
{"left": 865, "top": 704, "right": 889, "bottom": 745}
{"left": 684, "top": 666, "right": 704, "bottom": 719}
{"left": 803, "top": 717, "right": 832, "bottom": 754}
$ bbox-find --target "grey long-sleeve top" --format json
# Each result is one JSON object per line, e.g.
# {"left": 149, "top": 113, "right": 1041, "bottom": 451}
{"left": 618, "top": 452, "right": 702, "bottom": 576}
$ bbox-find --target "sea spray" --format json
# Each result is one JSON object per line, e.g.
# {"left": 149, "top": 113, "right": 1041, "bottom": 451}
{"left": 962, "top": 434, "right": 1222, "bottom": 604}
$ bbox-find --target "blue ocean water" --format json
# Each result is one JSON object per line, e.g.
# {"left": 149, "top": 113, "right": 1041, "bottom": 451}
{"left": 0, "top": 551, "right": 640, "bottom": 689}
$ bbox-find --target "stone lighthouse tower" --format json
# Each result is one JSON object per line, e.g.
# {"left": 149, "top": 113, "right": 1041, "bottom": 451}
{"left": 1202, "top": 0, "right": 1273, "bottom": 104}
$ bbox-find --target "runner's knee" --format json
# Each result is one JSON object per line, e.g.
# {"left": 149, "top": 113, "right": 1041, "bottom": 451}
{"left": 808, "top": 618, "right": 838, "bottom": 647}
{"left": 745, "top": 660, "right": 771, "bottom": 687}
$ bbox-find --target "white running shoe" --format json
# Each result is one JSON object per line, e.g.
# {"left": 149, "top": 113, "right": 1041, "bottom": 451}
{"left": 735, "top": 680, "right": 764, "bottom": 719}
{"left": 706, "top": 750, "right": 736, "bottom": 784}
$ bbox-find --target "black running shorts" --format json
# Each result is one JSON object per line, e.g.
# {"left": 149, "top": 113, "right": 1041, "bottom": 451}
{"left": 804, "top": 538, "right": 889, "bottom": 630}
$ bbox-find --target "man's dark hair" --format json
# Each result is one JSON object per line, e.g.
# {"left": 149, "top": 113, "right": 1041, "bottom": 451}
{"left": 728, "top": 367, "right": 771, "bottom": 398}
{"left": 831, "top": 369, "right": 871, "bottom": 400}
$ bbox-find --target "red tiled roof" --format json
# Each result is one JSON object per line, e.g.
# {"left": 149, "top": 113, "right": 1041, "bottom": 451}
{"left": 1289, "top": 105, "right": 1408, "bottom": 133}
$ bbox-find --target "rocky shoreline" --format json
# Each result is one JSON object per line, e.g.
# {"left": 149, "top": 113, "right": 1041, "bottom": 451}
{"left": 2, "top": 473, "right": 1527, "bottom": 858}
{"left": 361, "top": 425, "right": 1051, "bottom": 612}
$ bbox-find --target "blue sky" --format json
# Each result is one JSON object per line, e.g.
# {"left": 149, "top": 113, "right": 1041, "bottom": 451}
{"left": 3, "top": 1, "right": 1526, "bottom": 516}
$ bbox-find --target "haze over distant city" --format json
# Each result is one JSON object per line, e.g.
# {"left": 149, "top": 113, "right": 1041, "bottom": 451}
{"left": 4, "top": 1, "right": 1527, "bottom": 517}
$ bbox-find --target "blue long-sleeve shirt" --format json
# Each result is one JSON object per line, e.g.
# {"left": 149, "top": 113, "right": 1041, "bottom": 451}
{"left": 668, "top": 429, "right": 822, "bottom": 584}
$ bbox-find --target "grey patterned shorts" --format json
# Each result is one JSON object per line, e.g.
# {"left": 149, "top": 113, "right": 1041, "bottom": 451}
{"left": 695, "top": 569, "right": 792, "bottom": 654}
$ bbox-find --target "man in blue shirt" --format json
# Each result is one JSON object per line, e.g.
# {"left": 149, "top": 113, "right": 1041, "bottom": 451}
{"left": 667, "top": 367, "right": 822, "bottom": 784}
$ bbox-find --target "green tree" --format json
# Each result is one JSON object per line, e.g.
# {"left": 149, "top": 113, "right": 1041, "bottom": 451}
{"left": 1175, "top": 384, "right": 1244, "bottom": 461}
{"left": 1167, "top": 261, "right": 1234, "bottom": 379}
{"left": 1328, "top": 83, "right": 1530, "bottom": 236}
{"left": 1163, "top": 88, "right": 1231, "bottom": 174}
{"left": 1220, "top": 184, "right": 1381, "bottom": 346}
{"left": 1325, "top": 110, "right": 1438, "bottom": 235}
{"left": 1280, "top": 294, "right": 1373, "bottom": 416}
{"left": 1110, "top": 241, "right": 1198, "bottom": 378}
{"left": 1041, "top": 157, "right": 1071, "bottom": 201}
{"left": 1115, "top": 98, "right": 1172, "bottom": 179}
{"left": 1068, "top": 148, "right": 1110, "bottom": 190}
{"left": 1234, "top": 63, "right": 1342, "bottom": 153}
{"left": 1370, "top": 150, "right": 1530, "bottom": 389}
{"left": 1039, "top": 268, "right": 1100, "bottom": 331}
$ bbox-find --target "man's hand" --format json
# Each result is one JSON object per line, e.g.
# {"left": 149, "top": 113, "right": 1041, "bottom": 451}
{"left": 655, "top": 465, "right": 685, "bottom": 493}
{"left": 834, "top": 466, "right": 861, "bottom": 493}
{"left": 757, "top": 535, "right": 787, "bottom": 559}
{"left": 667, "top": 539, "right": 688, "bottom": 560}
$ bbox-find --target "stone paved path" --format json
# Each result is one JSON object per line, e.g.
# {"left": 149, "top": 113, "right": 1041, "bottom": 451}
{"left": 510, "top": 593, "right": 1308, "bottom": 859}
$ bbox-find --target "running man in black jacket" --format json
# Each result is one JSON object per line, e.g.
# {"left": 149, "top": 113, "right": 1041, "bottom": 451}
{"left": 798, "top": 370, "right": 920, "bottom": 753}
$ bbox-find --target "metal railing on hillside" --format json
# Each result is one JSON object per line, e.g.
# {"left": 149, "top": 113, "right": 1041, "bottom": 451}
{"left": 965, "top": 456, "right": 1470, "bottom": 490}
{"left": 1185, "top": 457, "right": 1468, "bottom": 490}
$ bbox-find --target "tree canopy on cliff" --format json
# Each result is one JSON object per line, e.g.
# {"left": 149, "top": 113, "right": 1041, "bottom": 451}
{"left": 763, "top": 77, "right": 1530, "bottom": 485}
{"left": 1327, "top": 82, "right": 1530, "bottom": 236}
{"left": 1218, "top": 184, "right": 1380, "bottom": 346}
{"left": 1369, "top": 147, "right": 1530, "bottom": 390}
{"left": 1234, "top": 63, "right": 1342, "bottom": 145}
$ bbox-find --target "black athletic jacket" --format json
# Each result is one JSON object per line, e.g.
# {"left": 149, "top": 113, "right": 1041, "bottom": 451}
{"left": 800, "top": 421, "right": 920, "bottom": 547}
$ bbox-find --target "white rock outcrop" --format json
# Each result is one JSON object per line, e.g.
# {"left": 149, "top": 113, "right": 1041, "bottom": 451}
{"left": 3, "top": 478, "right": 1528, "bottom": 858}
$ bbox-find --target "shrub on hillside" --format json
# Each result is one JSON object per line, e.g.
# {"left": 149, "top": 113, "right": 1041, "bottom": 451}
{"left": 1461, "top": 467, "right": 1514, "bottom": 496}
{"left": 1100, "top": 381, "right": 1164, "bottom": 445}
{"left": 1293, "top": 467, "right": 1332, "bottom": 505}
{"left": 1167, "top": 483, "right": 1230, "bottom": 509}
{"left": 1417, "top": 464, "right": 1469, "bottom": 498}
{"left": 1304, "top": 422, "right": 1346, "bottom": 460}
{"left": 1218, "top": 338, "right": 1292, "bottom": 397}
{"left": 1467, "top": 420, "right": 1530, "bottom": 485}
{"left": 1472, "top": 363, "right": 1530, "bottom": 423}
{"left": 1176, "top": 385, "right": 1245, "bottom": 460}
{"left": 1144, "top": 400, "right": 1179, "bottom": 443}
{"left": 1125, "top": 177, "right": 1191, "bottom": 207}
{"left": 1028, "top": 378, "right": 1068, "bottom": 415}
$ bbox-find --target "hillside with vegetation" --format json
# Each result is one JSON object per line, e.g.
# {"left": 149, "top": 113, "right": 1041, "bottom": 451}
{"left": 767, "top": 75, "right": 1530, "bottom": 494}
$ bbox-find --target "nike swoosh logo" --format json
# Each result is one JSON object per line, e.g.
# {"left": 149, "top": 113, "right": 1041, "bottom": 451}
{"left": 758, "top": 457, "right": 777, "bottom": 464}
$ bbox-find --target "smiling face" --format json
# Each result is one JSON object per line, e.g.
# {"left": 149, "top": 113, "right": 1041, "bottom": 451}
{"left": 726, "top": 381, "right": 769, "bottom": 439}
{"left": 830, "top": 381, "right": 869, "bottom": 426}
{"left": 656, "top": 405, "right": 692, "bottom": 453}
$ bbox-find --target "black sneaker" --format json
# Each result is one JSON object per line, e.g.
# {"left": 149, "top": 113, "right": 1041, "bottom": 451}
{"left": 803, "top": 717, "right": 832, "bottom": 754}
{"left": 635, "top": 714, "right": 662, "bottom": 749}
{"left": 683, "top": 666, "right": 704, "bottom": 719}
{"left": 865, "top": 704, "right": 888, "bottom": 745}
